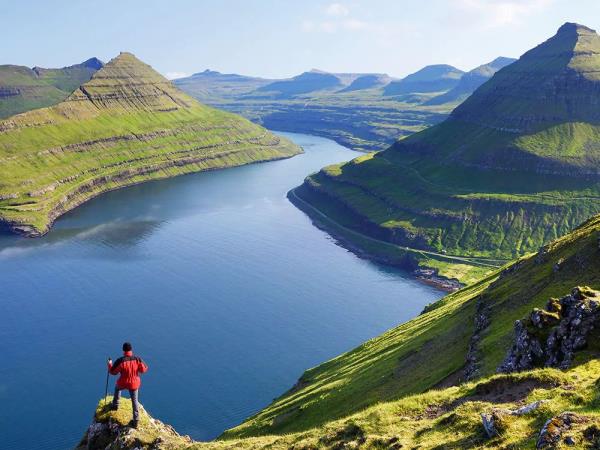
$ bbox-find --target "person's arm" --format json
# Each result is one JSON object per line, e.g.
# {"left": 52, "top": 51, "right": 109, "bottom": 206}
{"left": 109, "top": 358, "right": 122, "bottom": 375}
{"left": 137, "top": 358, "right": 148, "bottom": 374}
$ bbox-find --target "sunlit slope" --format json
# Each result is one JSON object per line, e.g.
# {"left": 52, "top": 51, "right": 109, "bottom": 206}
{"left": 224, "top": 212, "right": 600, "bottom": 439}
{"left": 0, "top": 58, "right": 102, "bottom": 119}
{"left": 0, "top": 52, "right": 300, "bottom": 236}
{"left": 295, "top": 23, "right": 600, "bottom": 265}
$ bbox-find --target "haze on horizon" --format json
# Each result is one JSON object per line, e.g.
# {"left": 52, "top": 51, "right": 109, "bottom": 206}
{"left": 5, "top": 0, "right": 600, "bottom": 80}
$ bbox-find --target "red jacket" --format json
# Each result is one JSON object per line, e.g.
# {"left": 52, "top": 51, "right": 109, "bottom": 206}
{"left": 108, "top": 351, "right": 148, "bottom": 390}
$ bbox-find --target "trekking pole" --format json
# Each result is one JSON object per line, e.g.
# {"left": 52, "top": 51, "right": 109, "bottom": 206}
{"left": 104, "top": 357, "right": 111, "bottom": 405}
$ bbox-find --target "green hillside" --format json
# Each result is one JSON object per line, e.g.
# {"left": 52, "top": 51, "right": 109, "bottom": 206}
{"left": 294, "top": 23, "right": 600, "bottom": 284}
{"left": 80, "top": 203, "right": 600, "bottom": 449}
{"left": 0, "top": 52, "right": 300, "bottom": 236}
{"left": 0, "top": 58, "right": 102, "bottom": 119}
{"left": 383, "top": 64, "right": 464, "bottom": 96}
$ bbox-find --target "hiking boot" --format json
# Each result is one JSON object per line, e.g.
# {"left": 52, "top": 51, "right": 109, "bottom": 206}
{"left": 127, "top": 420, "right": 139, "bottom": 429}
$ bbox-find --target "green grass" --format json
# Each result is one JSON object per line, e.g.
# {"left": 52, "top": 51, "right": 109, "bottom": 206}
{"left": 0, "top": 53, "right": 301, "bottom": 235}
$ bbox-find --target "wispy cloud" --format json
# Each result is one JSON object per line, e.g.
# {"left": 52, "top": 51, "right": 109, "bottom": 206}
{"left": 325, "top": 2, "right": 350, "bottom": 17}
{"left": 301, "top": 3, "right": 370, "bottom": 34}
{"left": 165, "top": 71, "right": 189, "bottom": 80}
{"left": 452, "top": 0, "right": 554, "bottom": 28}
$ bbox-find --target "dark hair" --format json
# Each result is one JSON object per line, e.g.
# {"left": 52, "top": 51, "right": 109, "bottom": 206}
{"left": 122, "top": 342, "right": 132, "bottom": 352}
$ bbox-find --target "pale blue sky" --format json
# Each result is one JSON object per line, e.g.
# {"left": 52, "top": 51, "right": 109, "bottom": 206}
{"left": 4, "top": 0, "right": 600, "bottom": 79}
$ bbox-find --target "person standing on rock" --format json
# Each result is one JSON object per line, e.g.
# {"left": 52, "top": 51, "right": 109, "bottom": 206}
{"left": 107, "top": 342, "right": 148, "bottom": 428}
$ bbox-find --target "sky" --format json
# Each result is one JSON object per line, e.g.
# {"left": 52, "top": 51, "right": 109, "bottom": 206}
{"left": 3, "top": 0, "right": 600, "bottom": 80}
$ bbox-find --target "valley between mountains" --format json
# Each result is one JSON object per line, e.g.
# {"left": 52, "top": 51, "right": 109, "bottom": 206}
{"left": 3, "top": 15, "right": 600, "bottom": 450}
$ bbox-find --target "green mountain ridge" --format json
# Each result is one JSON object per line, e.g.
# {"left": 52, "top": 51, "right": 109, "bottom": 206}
{"left": 174, "top": 57, "right": 508, "bottom": 154}
{"left": 383, "top": 64, "right": 465, "bottom": 96}
{"left": 0, "top": 57, "right": 103, "bottom": 119}
{"left": 293, "top": 22, "right": 600, "bottom": 284}
{"left": 425, "top": 57, "right": 516, "bottom": 105}
{"left": 0, "top": 52, "right": 300, "bottom": 236}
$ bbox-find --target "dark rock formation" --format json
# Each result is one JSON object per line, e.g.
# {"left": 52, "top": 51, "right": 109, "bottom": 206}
{"left": 499, "top": 287, "right": 599, "bottom": 373}
{"left": 537, "top": 412, "right": 589, "bottom": 449}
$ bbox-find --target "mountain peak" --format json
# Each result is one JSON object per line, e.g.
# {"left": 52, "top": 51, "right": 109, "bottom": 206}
{"left": 81, "top": 57, "right": 104, "bottom": 70}
{"left": 66, "top": 52, "right": 192, "bottom": 111}
{"left": 556, "top": 22, "right": 596, "bottom": 36}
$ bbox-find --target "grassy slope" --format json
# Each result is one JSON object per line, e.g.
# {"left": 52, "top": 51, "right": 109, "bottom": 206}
{"left": 174, "top": 73, "right": 454, "bottom": 153}
{"left": 293, "top": 24, "right": 600, "bottom": 282}
{"left": 0, "top": 53, "right": 300, "bottom": 235}
{"left": 0, "top": 61, "right": 99, "bottom": 119}
{"left": 222, "top": 214, "right": 600, "bottom": 439}
{"left": 83, "top": 214, "right": 600, "bottom": 449}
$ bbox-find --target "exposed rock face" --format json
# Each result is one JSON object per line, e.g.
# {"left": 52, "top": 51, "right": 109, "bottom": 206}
{"left": 464, "top": 296, "right": 491, "bottom": 380}
{"left": 499, "top": 287, "right": 600, "bottom": 372}
{"left": 76, "top": 403, "right": 192, "bottom": 450}
{"left": 537, "top": 412, "right": 589, "bottom": 449}
{"left": 482, "top": 400, "right": 547, "bottom": 438}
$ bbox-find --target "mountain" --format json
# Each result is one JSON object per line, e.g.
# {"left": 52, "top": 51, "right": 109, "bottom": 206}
{"left": 256, "top": 70, "right": 344, "bottom": 97}
{"left": 338, "top": 73, "right": 393, "bottom": 92}
{"left": 173, "top": 69, "right": 272, "bottom": 101}
{"left": 425, "top": 57, "right": 516, "bottom": 105}
{"left": 292, "top": 23, "right": 600, "bottom": 283}
{"left": 79, "top": 212, "right": 600, "bottom": 449}
{"left": 0, "top": 52, "right": 300, "bottom": 236}
{"left": 383, "top": 64, "right": 465, "bottom": 96}
{"left": 0, "top": 57, "right": 103, "bottom": 119}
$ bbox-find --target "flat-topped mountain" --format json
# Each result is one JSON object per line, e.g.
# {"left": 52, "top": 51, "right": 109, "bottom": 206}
{"left": 294, "top": 23, "right": 600, "bottom": 277}
{"left": 425, "top": 56, "right": 516, "bottom": 105}
{"left": 0, "top": 52, "right": 300, "bottom": 236}
{"left": 383, "top": 64, "right": 464, "bottom": 96}
{"left": 338, "top": 73, "right": 392, "bottom": 92}
{"left": 0, "top": 57, "right": 103, "bottom": 118}
{"left": 256, "top": 70, "right": 344, "bottom": 97}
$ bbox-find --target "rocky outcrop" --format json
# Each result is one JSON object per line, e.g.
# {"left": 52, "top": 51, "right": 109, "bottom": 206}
{"left": 499, "top": 287, "right": 600, "bottom": 373}
{"left": 482, "top": 400, "right": 547, "bottom": 438}
{"left": 465, "top": 296, "right": 491, "bottom": 380}
{"left": 536, "top": 412, "right": 590, "bottom": 449}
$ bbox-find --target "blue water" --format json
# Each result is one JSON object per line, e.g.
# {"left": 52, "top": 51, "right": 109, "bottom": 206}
{"left": 0, "top": 132, "right": 441, "bottom": 450}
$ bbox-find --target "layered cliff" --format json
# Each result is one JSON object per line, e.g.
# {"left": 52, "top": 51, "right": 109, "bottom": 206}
{"left": 0, "top": 52, "right": 301, "bottom": 236}
{"left": 294, "top": 23, "right": 600, "bottom": 279}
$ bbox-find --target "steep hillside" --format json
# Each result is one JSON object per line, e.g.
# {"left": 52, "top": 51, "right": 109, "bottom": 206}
{"left": 0, "top": 52, "right": 300, "bottom": 236}
{"left": 79, "top": 210, "right": 600, "bottom": 449}
{"left": 295, "top": 23, "right": 600, "bottom": 282}
{"left": 425, "top": 57, "right": 516, "bottom": 105}
{"left": 0, "top": 57, "right": 102, "bottom": 119}
{"left": 383, "top": 64, "right": 464, "bottom": 96}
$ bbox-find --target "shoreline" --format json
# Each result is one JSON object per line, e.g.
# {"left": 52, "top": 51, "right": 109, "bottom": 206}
{"left": 287, "top": 187, "right": 462, "bottom": 293}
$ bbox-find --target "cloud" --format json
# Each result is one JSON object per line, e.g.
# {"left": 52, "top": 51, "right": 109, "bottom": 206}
{"left": 302, "top": 4, "right": 368, "bottom": 34}
{"left": 325, "top": 3, "right": 350, "bottom": 17}
{"left": 165, "top": 71, "right": 189, "bottom": 80}
{"left": 453, "top": 0, "right": 554, "bottom": 28}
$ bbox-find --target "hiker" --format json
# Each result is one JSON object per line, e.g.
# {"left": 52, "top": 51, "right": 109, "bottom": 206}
{"left": 107, "top": 342, "right": 148, "bottom": 428}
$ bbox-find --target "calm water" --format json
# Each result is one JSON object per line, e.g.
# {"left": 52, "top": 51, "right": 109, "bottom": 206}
{"left": 0, "top": 132, "right": 440, "bottom": 450}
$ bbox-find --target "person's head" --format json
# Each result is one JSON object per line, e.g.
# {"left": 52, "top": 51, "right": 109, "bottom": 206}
{"left": 122, "top": 342, "right": 132, "bottom": 352}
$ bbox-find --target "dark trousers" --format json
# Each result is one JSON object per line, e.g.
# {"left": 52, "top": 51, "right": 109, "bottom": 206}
{"left": 112, "top": 386, "right": 139, "bottom": 421}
